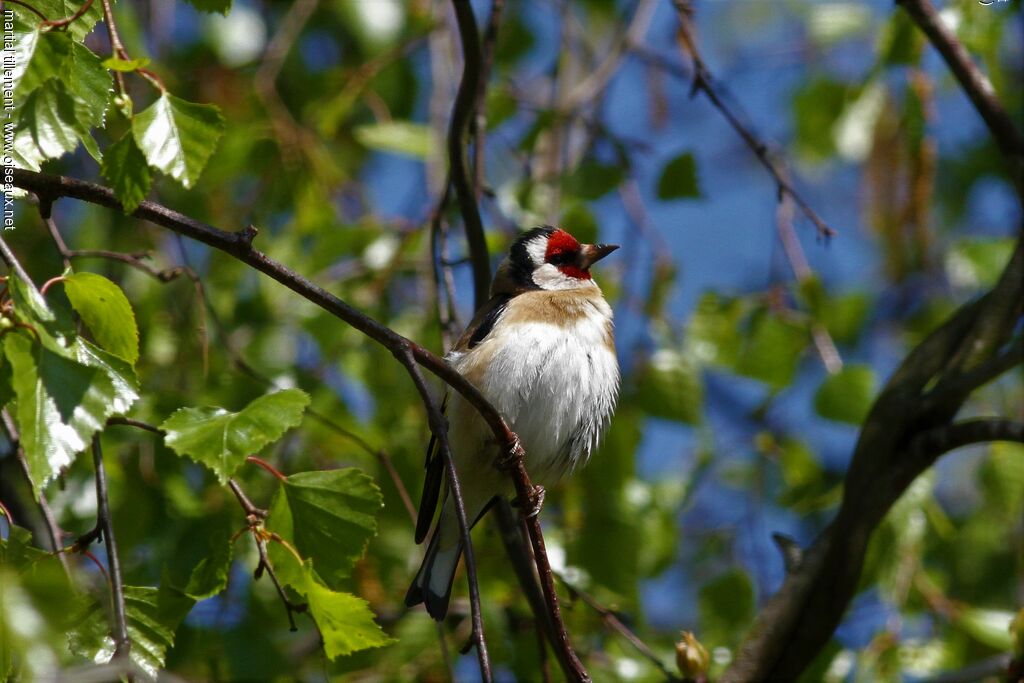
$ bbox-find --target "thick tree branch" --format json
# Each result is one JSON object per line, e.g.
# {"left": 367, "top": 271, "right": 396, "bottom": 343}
{"left": 896, "top": 0, "right": 1024, "bottom": 180}
{"left": 90, "top": 435, "right": 131, "bottom": 664}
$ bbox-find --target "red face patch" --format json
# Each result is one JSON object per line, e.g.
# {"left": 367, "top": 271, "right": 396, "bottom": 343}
{"left": 544, "top": 230, "right": 591, "bottom": 279}
{"left": 544, "top": 229, "right": 580, "bottom": 260}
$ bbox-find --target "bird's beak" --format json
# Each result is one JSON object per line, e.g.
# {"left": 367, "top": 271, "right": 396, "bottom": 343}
{"left": 579, "top": 243, "right": 620, "bottom": 269}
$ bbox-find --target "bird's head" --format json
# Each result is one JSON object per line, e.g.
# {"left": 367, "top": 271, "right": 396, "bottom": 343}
{"left": 497, "top": 226, "right": 619, "bottom": 293}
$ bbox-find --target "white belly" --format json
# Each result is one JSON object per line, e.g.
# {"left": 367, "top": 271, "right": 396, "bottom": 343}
{"left": 450, "top": 313, "right": 619, "bottom": 483}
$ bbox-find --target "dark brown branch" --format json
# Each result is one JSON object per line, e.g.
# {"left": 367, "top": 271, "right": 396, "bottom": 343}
{"left": 724, "top": 237, "right": 1023, "bottom": 681}
{"left": 90, "top": 435, "right": 131, "bottom": 663}
{"left": 392, "top": 343, "right": 492, "bottom": 681}
{"left": 448, "top": 0, "right": 491, "bottom": 310}
{"left": 654, "top": 7, "right": 836, "bottom": 239}
{"left": 896, "top": 0, "right": 1024, "bottom": 177}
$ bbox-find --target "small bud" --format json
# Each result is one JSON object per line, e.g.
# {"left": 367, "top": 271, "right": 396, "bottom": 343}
{"left": 675, "top": 631, "right": 710, "bottom": 679}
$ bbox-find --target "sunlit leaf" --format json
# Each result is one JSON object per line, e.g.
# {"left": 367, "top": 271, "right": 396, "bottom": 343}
{"left": 266, "top": 468, "right": 383, "bottom": 590}
{"left": 63, "top": 272, "right": 140, "bottom": 366}
{"left": 102, "top": 56, "right": 152, "bottom": 71}
{"left": 292, "top": 559, "right": 394, "bottom": 659}
{"left": 160, "top": 389, "right": 310, "bottom": 484}
{"left": 132, "top": 93, "right": 226, "bottom": 188}
{"left": 17, "top": 79, "right": 79, "bottom": 160}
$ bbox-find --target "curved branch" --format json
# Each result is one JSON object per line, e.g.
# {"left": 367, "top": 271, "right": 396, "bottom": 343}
{"left": 91, "top": 436, "right": 131, "bottom": 663}
{"left": 448, "top": 0, "right": 491, "bottom": 310}
{"left": 896, "top": 0, "right": 1024, "bottom": 173}
{"left": 911, "top": 418, "right": 1024, "bottom": 458}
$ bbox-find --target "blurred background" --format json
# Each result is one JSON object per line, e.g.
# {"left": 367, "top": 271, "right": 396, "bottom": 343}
{"left": 2, "top": 0, "right": 1022, "bottom": 680}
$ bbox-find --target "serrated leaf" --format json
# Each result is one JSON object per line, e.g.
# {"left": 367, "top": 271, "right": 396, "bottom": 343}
{"left": 18, "top": 79, "right": 79, "bottom": 160}
{"left": 64, "top": 41, "right": 112, "bottom": 128}
{"left": 160, "top": 389, "right": 310, "bottom": 484}
{"left": 68, "top": 585, "right": 194, "bottom": 679}
{"left": 657, "top": 152, "right": 701, "bottom": 200}
{"left": 277, "top": 557, "right": 393, "bottom": 659}
{"left": 63, "top": 272, "right": 139, "bottom": 366}
{"left": 4, "top": 331, "right": 138, "bottom": 495}
{"left": 102, "top": 133, "right": 152, "bottom": 213}
{"left": 102, "top": 56, "right": 152, "bottom": 71}
{"left": 132, "top": 93, "right": 225, "bottom": 188}
{"left": 635, "top": 349, "right": 703, "bottom": 424}
{"left": 266, "top": 468, "right": 382, "bottom": 590}
{"left": 814, "top": 365, "right": 876, "bottom": 424}
{"left": 352, "top": 121, "right": 433, "bottom": 158}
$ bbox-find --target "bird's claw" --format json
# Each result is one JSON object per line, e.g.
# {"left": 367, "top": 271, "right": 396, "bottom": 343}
{"left": 525, "top": 485, "right": 545, "bottom": 518}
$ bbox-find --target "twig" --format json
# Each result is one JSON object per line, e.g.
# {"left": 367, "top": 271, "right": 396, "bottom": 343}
{"left": 246, "top": 455, "right": 288, "bottom": 482}
{"left": 5, "top": 0, "right": 49, "bottom": 22}
{"left": 254, "top": 0, "right": 320, "bottom": 164}
{"left": 254, "top": 531, "right": 307, "bottom": 632}
{"left": 448, "top": 0, "right": 491, "bottom": 311}
{"left": 561, "top": 576, "right": 681, "bottom": 682}
{"left": 896, "top": 0, "right": 1024, "bottom": 177}
{"left": 471, "top": 0, "right": 505, "bottom": 199}
{"left": 227, "top": 479, "right": 268, "bottom": 519}
{"left": 650, "top": 6, "right": 836, "bottom": 239}
{"left": 98, "top": 0, "right": 163, "bottom": 93}
{"left": 392, "top": 343, "right": 493, "bottom": 682}
{"left": 776, "top": 184, "right": 843, "bottom": 374}
{"left": 90, "top": 436, "right": 131, "bottom": 663}
{"left": 40, "top": 0, "right": 93, "bottom": 29}
{"left": 910, "top": 418, "right": 1024, "bottom": 457}
{"left": 69, "top": 250, "right": 186, "bottom": 282}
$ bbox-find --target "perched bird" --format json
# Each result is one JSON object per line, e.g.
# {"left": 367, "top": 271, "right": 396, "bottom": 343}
{"left": 406, "top": 226, "right": 620, "bottom": 620}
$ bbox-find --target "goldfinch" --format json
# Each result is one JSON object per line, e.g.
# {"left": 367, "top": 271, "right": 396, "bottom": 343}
{"left": 406, "top": 226, "right": 620, "bottom": 620}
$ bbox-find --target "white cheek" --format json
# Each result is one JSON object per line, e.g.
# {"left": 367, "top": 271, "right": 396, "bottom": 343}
{"left": 532, "top": 264, "right": 580, "bottom": 290}
{"left": 526, "top": 238, "right": 548, "bottom": 267}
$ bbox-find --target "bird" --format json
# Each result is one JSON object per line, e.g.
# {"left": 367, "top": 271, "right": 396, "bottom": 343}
{"left": 406, "top": 226, "right": 620, "bottom": 620}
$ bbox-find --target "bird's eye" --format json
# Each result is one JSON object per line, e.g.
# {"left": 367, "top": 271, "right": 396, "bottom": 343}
{"left": 547, "top": 251, "right": 572, "bottom": 266}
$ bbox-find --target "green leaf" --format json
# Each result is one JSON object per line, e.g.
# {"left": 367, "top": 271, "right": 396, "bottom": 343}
{"left": 814, "top": 365, "right": 876, "bottom": 424}
{"left": 63, "top": 272, "right": 140, "bottom": 366}
{"left": 17, "top": 79, "right": 80, "bottom": 160}
{"left": 352, "top": 121, "right": 434, "bottom": 158}
{"left": 4, "top": 331, "right": 138, "bottom": 495}
{"left": 64, "top": 41, "right": 112, "bottom": 128}
{"left": 635, "top": 349, "right": 703, "bottom": 424}
{"left": 266, "top": 468, "right": 383, "bottom": 590}
{"left": 102, "top": 56, "right": 152, "bottom": 71}
{"left": 685, "top": 293, "right": 747, "bottom": 368}
{"left": 183, "top": 0, "right": 233, "bottom": 14}
{"left": 565, "top": 161, "right": 625, "bottom": 201}
{"left": 945, "top": 237, "right": 1016, "bottom": 289}
{"left": 656, "top": 152, "right": 701, "bottom": 200}
{"left": 287, "top": 558, "right": 393, "bottom": 659}
{"left": 132, "top": 93, "right": 226, "bottom": 188}
{"left": 8, "top": 23, "right": 41, "bottom": 97}
{"left": 736, "top": 311, "right": 808, "bottom": 389}
{"left": 102, "top": 133, "right": 152, "bottom": 213}
{"left": 182, "top": 539, "right": 233, "bottom": 601}
{"left": 68, "top": 585, "right": 195, "bottom": 679}
{"left": 792, "top": 78, "right": 850, "bottom": 163}
{"left": 160, "top": 389, "right": 310, "bottom": 484}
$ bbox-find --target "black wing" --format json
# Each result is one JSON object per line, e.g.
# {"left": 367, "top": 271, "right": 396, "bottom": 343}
{"left": 456, "top": 294, "right": 511, "bottom": 351}
{"left": 415, "top": 394, "right": 448, "bottom": 544}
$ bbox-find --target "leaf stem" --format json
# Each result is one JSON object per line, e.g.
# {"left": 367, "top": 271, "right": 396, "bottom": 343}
{"left": 246, "top": 455, "right": 287, "bottom": 482}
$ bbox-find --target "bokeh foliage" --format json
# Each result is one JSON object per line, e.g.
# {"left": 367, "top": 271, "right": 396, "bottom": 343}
{"left": 1, "top": 0, "right": 1021, "bottom": 681}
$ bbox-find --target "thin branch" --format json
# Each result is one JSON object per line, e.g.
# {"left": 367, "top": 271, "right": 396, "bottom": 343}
{"left": 471, "top": 0, "right": 505, "bottom": 199}
{"left": 90, "top": 435, "right": 131, "bottom": 663}
{"left": 5, "top": 0, "right": 49, "bottom": 22}
{"left": 561, "top": 576, "right": 681, "bottom": 682}
{"left": 254, "top": 531, "right": 308, "bottom": 632}
{"left": 227, "top": 479, "right": 268, "bottom": 519}
{"left": 392, "top": 343, "right": 493, "bottom": 682}
{"left": 656, "top": 5, "right": 836, "bottom": 239}
{"left": 896, "top": 0, "right": 1024, "bottom": 177}
{"left": 448, "top": 0, "right": 491, "bottom": 310}
{"left": 40, "top": 0, "right": 93, "bottom": 29}
{"left": 776, "top": 184, "right": 843, "bottom": 374}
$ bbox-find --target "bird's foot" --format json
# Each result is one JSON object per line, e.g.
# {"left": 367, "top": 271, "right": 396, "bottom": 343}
{"left": 524, "top": 485, "right": 545, "bottom": 518}
{"left": 493, "top": 436, "right": 525, "bottom": 472}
